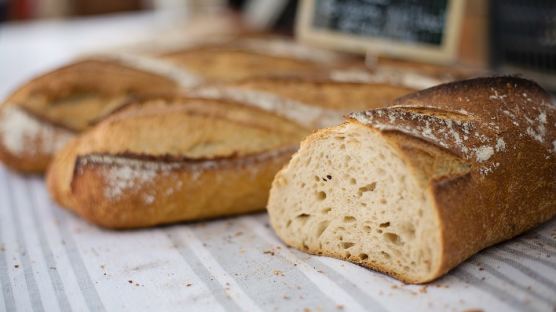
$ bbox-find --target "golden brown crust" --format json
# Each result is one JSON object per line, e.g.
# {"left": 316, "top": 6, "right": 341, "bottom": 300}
{"left": 46, "top": 96, "right": 310, "bottom": 228}
{"left": 159, "top": 37, "right": 357, "bottom": 83}
{"left": 347, "top": 77, "right": 556, "bottom": 282}
{"left": 65, "top": 148, "right": 296, "bottom": 228}
{"left": 0, "top": 59, "right": 183, "bottom": 173}
{"left": 219, "top": 76, "right": 416, "bottom": 111}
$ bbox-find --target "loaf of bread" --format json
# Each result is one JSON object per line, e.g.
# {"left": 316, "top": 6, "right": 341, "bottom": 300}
{"left": 189, "top": 76, "right": 416, "bottom": 128}
{"left": 267, "top": 77, "right": 556, "bottom": 283}
{"left": 159, "top": 37, "right": 355, "bottom": 83}
{"left": 46, "top": 96, "right": 310, "bottom": 228}
{"left": 0, "top": 57, "right": 189, "bottom": 173}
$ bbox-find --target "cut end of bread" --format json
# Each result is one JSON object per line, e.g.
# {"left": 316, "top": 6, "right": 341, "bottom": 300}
{"left": 268, "top": 122, "right": 442, "bottom": 283}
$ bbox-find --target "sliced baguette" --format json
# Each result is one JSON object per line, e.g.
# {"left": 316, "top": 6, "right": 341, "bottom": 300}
{"left": 267, "top": 77, "right": 556, "bottom": 283}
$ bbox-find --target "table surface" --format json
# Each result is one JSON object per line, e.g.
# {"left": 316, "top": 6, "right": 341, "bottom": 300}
{"left": 0, "top": 13, "right": 555, "bottom": 312}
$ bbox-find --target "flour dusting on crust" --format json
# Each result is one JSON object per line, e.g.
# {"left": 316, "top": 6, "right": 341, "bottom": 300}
{"left": 329, "top": 68, "right": 441, "bottom": 90}
{"left": 0, "top": 105, "right": 74, "bottom": 155}
{"left": 190, "top": 87, "right": 342, "bottom": 128}
{"left": 78, "top": 146, "right": 296, "bottom": 202}
{"left": 349, "top": 78, "right": 556, "bottom": 175}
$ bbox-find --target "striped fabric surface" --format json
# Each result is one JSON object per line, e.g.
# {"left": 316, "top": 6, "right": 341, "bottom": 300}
{"left": 0, "top": 167, "right": 555, "bottom": 312}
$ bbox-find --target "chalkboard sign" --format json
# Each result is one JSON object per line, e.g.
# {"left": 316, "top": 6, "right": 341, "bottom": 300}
{"left": 296, "top": 0, "right": 465, "bottom": 64}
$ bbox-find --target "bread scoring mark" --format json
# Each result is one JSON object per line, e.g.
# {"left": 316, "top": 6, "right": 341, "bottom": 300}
{"left": 91, "top": 53, "right": 202, "bottom": 88}
{"left": 189, "top": 87, "right": 342, "bottom": 128}
{"left": 349, "top": 77, "right": 556, "bottom": 175}
{"left": 348, "top": 107, "right": 505, "bottom": 173}
{"left": 349, "top": 108, "right": 480, "bottom": 156}
{"left": 349, "top": 106, "right": 506, "bottom": 169}
{"left": 0, "top": 105, "right": 74, "bottom": 155}
{"left": 76, "top": 146, "right": 297, "bottom": 201}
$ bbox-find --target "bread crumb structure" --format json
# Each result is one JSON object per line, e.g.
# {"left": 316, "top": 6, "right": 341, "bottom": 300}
{"left": 268, "top": 77, "right": 556, "bottom": 283}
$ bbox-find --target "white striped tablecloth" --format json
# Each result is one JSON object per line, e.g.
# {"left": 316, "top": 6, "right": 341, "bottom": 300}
{"left": 0, "top": 167, "right": 555, "bottom": 312}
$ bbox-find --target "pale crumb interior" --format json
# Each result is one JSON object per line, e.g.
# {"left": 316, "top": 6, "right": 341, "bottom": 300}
{"left": 269, "top": 123, "right": 439, "bottom": 281}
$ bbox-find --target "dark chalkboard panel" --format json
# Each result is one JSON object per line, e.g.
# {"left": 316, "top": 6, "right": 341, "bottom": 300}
{"left": 296, "top": 0, "right": 465, "bottom": 64}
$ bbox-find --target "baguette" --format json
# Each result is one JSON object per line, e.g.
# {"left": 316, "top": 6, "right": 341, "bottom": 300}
{"left": 0, "top": 58, "right": 186, "bottom": 173}
{"left": 46, "top": 97, "right": 310, "bottom": 228}
{"left": 160, "top": 37, "right": 355, "bottom": 83}
{"left": 267, "top": 77, "right": 556, "bottom": 283}
{"left": 189, "top": 76, "right": 416, "bottom": 128}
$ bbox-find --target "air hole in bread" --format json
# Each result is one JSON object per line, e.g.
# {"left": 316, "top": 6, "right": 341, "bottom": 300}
{"left": 343, "top": 216, "right": 356, "bottom": 223}
{"left": 321, "top": 207, "right": 332, "bottom": 214}
{"left": 316, "top": 191, "right": 327, "bottom": 201}
{"left": 358, "top": 182, "right": 376, "bottom": 197}
{"left": 295, "top": 213, "right": 310, "bottom": 225}
{"left": 379, "top": 222, "right": 390, "bottom": 228}
{"left": 384, "top": 232, "right": 403, "bottom": 245}
{"left": 358, "top": 253, "right": 369, "bottom": 260}
{"left": 342, "top": 242, "right": 355, "bottom": 249}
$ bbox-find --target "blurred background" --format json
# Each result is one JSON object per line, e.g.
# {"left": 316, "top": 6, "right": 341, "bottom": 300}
{"left": 0, "top": 0, "right": 555, "bottom": 91}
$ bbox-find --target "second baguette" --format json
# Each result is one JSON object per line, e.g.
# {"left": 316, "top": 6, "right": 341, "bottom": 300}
{"left": 47, "top": 97, "right": 309, "bottom": 228}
